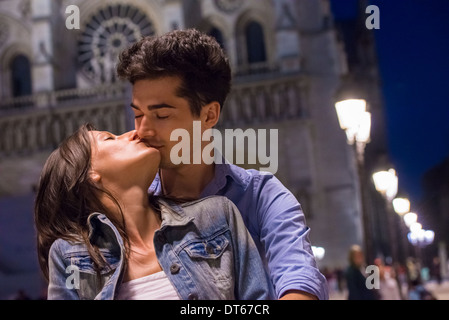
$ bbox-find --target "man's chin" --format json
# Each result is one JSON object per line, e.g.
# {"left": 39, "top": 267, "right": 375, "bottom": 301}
{"left": 159, "top": 159, "right": 180, "bottom": 170}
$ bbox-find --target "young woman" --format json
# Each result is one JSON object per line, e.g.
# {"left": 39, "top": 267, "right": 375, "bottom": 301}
{"left": 34, "top": 124, "right": 272, "bottom": 300}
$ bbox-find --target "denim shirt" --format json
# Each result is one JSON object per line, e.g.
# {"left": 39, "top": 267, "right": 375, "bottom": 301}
{"left": 47, "top": 196, "right": 273, "bottom": 300}
{"left": 150, "top": 160, "right": 329, "bottom": 300}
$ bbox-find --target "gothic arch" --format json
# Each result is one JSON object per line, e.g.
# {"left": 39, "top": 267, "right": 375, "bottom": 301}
{"left": 235, "top": 8, "right": 275, "bottom": 74}
{"left": 0, "top": 14, "right": 32, "bottom": 98}
{"left": 198, "top": 15, "right": 231, "bottom": 49}
{"left": 197, "top": 14, "right": 238, "bottom": 68}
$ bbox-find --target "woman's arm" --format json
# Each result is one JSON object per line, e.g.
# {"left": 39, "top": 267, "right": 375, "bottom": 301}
{"left": 47, "top": 240, "right": 80, "bottom": 300}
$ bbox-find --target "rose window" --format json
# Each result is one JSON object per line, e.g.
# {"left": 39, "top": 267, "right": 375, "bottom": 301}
{"left": 78, "top": 4, "right": 155, "bottom": 83}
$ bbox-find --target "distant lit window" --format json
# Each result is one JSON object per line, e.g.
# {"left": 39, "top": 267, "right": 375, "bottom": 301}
{"left": 245, "top": 21, "right": 266, "bottom": 64}
{"left": 11, "top": 54, "right": 32, "bottom": 97}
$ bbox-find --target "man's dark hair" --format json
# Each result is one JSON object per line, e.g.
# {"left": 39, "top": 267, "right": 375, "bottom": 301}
{"left": 117, "top": 29, "right": 232, "bottom": 116}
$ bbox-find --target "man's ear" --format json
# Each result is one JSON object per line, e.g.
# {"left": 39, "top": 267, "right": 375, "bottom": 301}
{"left": 89, "top": 170, "right": 101, "bottom": 184}
{"left": 201, "top": 101, "right": 221, "bottom": 129}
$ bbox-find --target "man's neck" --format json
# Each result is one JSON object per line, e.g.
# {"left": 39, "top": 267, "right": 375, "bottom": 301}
{"left": 159, "top": 163, "right": 215, "bottom": 200}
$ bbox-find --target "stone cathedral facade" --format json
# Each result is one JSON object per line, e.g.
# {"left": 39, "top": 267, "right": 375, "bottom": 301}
{"left": 0, "top": 0, "right": 386, "bottom": 298}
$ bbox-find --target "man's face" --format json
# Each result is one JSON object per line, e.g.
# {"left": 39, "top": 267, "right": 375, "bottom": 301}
{"left": 131, "top": 76, "right": 200, "bottom": 169}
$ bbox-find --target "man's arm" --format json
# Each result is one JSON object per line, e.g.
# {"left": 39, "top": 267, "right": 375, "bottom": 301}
{"left": 280, "top": 290, "right": 318, "bottom": 300}
{"left": 224, "top": 198, "right": 274, "bottom": 300}
{"left": 254, "top": 174, "right": 329, "bottom": 300}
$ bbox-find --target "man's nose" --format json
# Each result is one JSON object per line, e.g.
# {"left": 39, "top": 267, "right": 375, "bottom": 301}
{"left": 136, "top": 117, "right": 157, "bottom": 139}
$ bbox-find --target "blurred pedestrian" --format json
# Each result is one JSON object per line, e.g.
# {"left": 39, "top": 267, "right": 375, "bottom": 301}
{"left": 374, "top": 258, "right": 401, "bottom": 300}
{"left": 345, "top": 245, "right": 379, "bottom": 300}
{"left": 431, "top": 257, "right": 442, "bottom": 284}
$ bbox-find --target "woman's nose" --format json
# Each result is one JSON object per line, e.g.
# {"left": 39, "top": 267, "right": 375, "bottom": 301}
{"left": 118, "top": 130, "right": 138, "bottom": 141}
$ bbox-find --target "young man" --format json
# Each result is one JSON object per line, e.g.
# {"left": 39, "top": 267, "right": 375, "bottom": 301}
{"left": 117, "top": 29, "right": 328, "bottom": 300}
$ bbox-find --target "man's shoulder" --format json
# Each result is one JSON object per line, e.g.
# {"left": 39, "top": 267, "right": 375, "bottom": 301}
{"left": 225, "top": 163, "right": 284, "bottom": 189}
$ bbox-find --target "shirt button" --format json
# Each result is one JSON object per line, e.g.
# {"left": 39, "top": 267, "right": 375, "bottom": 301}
{"left": 188, "top": 293, "right": 198, "bottom": 300}
{"left": 170, "top": 263, "right": 180, "bottom": 274}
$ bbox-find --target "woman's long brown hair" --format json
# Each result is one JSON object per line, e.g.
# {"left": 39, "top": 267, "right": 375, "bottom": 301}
{"left": 34, "top": 124, "right": 130, "bottom": 281}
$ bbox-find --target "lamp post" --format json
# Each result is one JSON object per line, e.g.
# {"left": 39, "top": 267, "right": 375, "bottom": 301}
{"left": 408, "top": 228, "right": 435, "bottom": 248}
{"left": 335, "top": 98, "right": 373, "bottom": 264}
{"left": 392, "top": 197, "right": 414, "bottom": 259}
{"left": 372, "top": 168, "right": 405, "bottom": 299}
{"left": 408, "top": 225, "right": 435, "bottom": 277}
{"left": 372, "top": 169, "right": 399, "bottom": 261}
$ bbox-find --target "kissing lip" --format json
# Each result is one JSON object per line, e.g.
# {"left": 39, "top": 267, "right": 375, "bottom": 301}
{"left": 136, "top": 137, "right": 163, "bottom": 149}
{"left": 141, "top": 140, "right": 163, "bottom": 149}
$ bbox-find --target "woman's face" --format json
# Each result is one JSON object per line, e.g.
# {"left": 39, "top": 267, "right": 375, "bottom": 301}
{"left": 89, "top": 130, "right": 161, "bottom": 188}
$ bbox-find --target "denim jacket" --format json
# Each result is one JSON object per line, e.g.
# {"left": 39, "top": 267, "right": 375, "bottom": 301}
{"left": 47, "top": 196, "right": 273, "bottom": 300}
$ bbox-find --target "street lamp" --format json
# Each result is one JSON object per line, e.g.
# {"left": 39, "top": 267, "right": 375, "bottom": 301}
{"left": 408, "top": 230, "right": 435, "bottom": 247}
{"left": 312, "top": 246, "right": 326, "bottom": 262}
{"left": 335, "top": 97, "right": 373, "bottom": 264}
{"left": 335, "top": 99, "right": 372, "bottom": 151}
{"left": 403, "top": 212, "right": 418, "bottom": 228}
{"left": 392, "top": 198, "right": 410, "bottom": 216}
{"left": 372, "top": 169, "right": 398, "bottom": 201}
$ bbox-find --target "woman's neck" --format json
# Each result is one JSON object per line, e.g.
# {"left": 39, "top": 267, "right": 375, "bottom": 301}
{"left": 102, "top": 184, "right": 161, "bottom": 250}
{"left": 119, "top": 186, "right": 164, "bottom": 280}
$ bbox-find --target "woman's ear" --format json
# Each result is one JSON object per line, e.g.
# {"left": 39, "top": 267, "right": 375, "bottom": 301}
{"left": 201, "top": 101, "right": 221, "bottom": 129}
{"left": 89, "top": 170, "right": 101, "bottom": 184}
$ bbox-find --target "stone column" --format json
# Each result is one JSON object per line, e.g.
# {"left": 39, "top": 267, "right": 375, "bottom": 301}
{"left": 31, "top": 0, "right": 55, "bottom": 107}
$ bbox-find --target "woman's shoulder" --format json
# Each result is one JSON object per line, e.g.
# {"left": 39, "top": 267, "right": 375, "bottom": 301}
{"left": 49, "top": 237, "right": 87, "bottom": 257}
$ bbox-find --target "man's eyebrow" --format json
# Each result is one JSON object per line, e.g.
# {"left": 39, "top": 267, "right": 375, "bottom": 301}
{"left": 130, "top": 103, "right": 176, "bottom": 111}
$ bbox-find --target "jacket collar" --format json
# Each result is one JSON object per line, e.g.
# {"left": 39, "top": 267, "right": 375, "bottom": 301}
{"left": 86, "top": 198, "right": 194, "bottom": 241}
{"left": 157, "top": 198, "right": 194, "bottom": 229}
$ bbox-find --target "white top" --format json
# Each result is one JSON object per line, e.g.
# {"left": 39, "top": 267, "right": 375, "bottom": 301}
{"left": 116, "top": 271, "right": 181, "bottom": 300}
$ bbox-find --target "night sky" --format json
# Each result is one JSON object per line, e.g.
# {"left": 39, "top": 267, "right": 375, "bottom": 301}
{"left": 331, "top": 0, "right": 449, "bottom": 206}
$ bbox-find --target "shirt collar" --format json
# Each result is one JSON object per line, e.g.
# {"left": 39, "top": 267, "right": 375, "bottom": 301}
{"left": 149, "top": 153, "right": 252, "bottom": 198}
{"left": 201, "top": 156, "right": 251, "bottom": 197}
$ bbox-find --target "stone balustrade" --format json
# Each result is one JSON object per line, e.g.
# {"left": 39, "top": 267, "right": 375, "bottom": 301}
{"left": 0, "top": 73, "right": 306, "bottom": 157}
